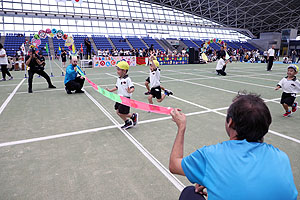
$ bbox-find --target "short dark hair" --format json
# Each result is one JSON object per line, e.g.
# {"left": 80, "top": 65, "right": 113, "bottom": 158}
{"left": 226, "top": 93, "right": 272, "bottom": 142}
{"left": 0, "top": 43, "right": 3, "bottom": 49}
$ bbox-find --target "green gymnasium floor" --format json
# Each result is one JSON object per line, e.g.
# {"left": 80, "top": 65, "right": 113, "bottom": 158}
{"left": 0, "top": 60, "right": 299, "bottom": 199}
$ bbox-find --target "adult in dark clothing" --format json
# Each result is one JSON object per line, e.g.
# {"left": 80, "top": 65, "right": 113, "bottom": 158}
{"left": 239, "top": 47, "right": 244, "bottom": 62}
{"left": 25, "top": 49, "right": 56, "bottom": 93}
{"left": 84, "top": 37, "right": 91, "bottom": 59}
{"left": 142, "top": 48, "right": 147, "bottom": 57}
{"left": 149, "top": 44, "right": 154, "bottom": 52}
{"left": 61, "top": 47, "right": 67, "bottom": 68}
{"left": 217, "top": 46, "right": 226, "bottom": 60}
{"left": 291, "top": 50, "right": 297, "bottom": 63}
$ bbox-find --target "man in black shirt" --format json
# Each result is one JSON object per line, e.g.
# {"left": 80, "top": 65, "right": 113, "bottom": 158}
{"left": 239, "top": 47, "right": 244, "bottom": 62}
{"left": 217, "top": 46, "right": 226, "bottom": 59}
{"left": 25, "top": 49, "right": 56, "bottom": 93}
{"left": 84, "top": 37, "right": 91, "bottom": 59}
{"left": 149, "top": 44, "right": 154, "bottom": 52}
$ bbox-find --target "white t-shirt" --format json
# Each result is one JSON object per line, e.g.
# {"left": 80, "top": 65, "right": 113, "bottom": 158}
{"left": 149, "top": 68, "right": 161, "bottom": 88}
{"left": 116, "top": 75, "right": 134, "bottom": 97}
{"left": 0, "top": 49, "right": 8, "bottom": 65}
{"left": 277, "top": 77, "right": 300, "bottom": 94}
{"left": 268, "top": 48, "right": 275, "bottom": 56}
{"left": 216, "top": 58, "right": 225, "bottom": 70}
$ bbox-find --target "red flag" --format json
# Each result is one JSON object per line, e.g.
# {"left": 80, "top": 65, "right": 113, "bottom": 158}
{"left": 81, "top": 43, "right": 83, "bottom": 53}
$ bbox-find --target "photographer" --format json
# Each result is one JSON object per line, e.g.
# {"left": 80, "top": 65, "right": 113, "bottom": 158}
{"left": 25, "top": 49, "right": 56, "bottom": 93}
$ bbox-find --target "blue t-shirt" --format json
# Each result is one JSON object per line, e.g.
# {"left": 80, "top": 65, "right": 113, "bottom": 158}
{"left": 181, "top": 140, "right": 298, "bottom": 200}
{"left": 64, "top": 64, "right": 77, "bottom": 84}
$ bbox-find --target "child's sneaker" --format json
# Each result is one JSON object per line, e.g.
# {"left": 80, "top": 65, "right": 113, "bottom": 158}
{"left": 8, "top": 76, "right": 13, "bottom": 80}
{"left": 121, "top": 119, "right": 133, "bottom": 129}
{"left": 164, "top": 89, "right": 173, "bottom": 96}
{"left": 131, "top": 113, "right": 138, "bottom": 126}
{"left": 283, "top": 111, "right": 292, "bottom": 117}
{"left": 144, "top": 91, "right": 150, "bottom": 95}
{"left": 292, "top": 102, "right": 298, "bottom": 112}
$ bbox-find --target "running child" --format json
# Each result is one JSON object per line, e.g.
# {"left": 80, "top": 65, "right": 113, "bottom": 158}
{"left": 275, "top": 64, "right": 300, "bottom": 117}
{"left": 144, "top": 56, "right": 173, "bottom": 95}
{"left": 147, "top": 55, "right": 173, "bottom": 105}
{"left": 106, "top": 61, "right": 138, "bottom": 129}
{"left": 144, "top": 77, "right": 172, "bottom": 95}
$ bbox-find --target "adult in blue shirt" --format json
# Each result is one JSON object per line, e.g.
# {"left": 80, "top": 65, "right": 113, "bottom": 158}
{"left": 169, "top": 93, "right": 298, "bottom": 200}
{"left": 64, "top": 57, "right": 85, "bottom": 94}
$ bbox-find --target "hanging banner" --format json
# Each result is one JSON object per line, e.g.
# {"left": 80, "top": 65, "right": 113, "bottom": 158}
{"left": 156, "top": 55, "right": 188, "bottom": 65}
{"left": 136, "top": 57, "right": 147, "bottom": 65}
{"left": 93, "top": 56, "right": 136, "bottom": 68}
{"left": 76, "top": 66, "right": 173, "bottom": 115}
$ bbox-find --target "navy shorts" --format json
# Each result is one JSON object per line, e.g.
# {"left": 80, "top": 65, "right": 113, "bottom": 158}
{"left": 114, "top": 97, "right": 130, "bottom": 114}
{"left": 150, "top": 86, "right": 162, "bottom": 99}
{"left": 281, "top": 92, "right": 296, "bottom": 106}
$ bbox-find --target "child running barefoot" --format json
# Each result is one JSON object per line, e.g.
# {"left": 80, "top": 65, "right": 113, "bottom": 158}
{"left": 147, "top": 55, "right": 173, "bottom": 105}
{"left": 275, "top": 64, "right": 300, "bottom": 117}
{"left": 106, "top": 61, "right": 138, "bottom": 129}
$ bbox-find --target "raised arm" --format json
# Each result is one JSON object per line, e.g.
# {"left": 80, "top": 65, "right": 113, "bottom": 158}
{"left": 169, "top": 108, "right": 186, "bottom": 176}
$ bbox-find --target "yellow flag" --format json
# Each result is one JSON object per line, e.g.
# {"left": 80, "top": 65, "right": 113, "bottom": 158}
{"left": 72, "top": 43, "right": 76, "bottom": 53}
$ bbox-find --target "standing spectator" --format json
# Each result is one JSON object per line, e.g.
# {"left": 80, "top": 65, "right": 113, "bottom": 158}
{"left": 169, "top": 93, "right": 298, "bottom": 200}
{"left": 182, "top": 48, "right": 186, "bottom": 56}
{"left": 267, "top": 45, "right": 275, "bottom": 71}
{"left": 217, "top": 46, "right": 226, "bottom": 60}
{"left": 84, "top": 37, "right": 91, "bottom": 59}
{"left": 263, "top": 50, "right": 268, "bottom": 63}
{"left": 291, "top": 50, "right": 297, "bottom": 64}
{"left": 239, "top": 46, "right": 244, "bottom": 62}
{"left": 61, "top": 47, "right": 67, "bottom": 68}
{"left": 55, "top": 50, "right": 59, "bottom": 60}
{"left": 149, "top": 44, "right": 154, "bottom": 52}
{"left": 0, "top": 43, "right": 13, "bottom": 81}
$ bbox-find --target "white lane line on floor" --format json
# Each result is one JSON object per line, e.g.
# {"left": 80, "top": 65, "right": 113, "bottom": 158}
{"left": 0, "top": 107, "right": 229, "bottom": 148}
{"left": 137, "top": 71, "right": 300, "bottom": 144}
{"left": 167, "top": 69, "right": 275, "bottom": 89}
{"left": 170, "top": 70, "right": 300, "bottom": 109}
{"left": 0, "top": 125, "right": 116, "bottom": 148}
{"left": 0, "top": 78, "right": 25, "bottom": 115}
{"left": 84, "top": 89, "right": 185, "bottom": 191}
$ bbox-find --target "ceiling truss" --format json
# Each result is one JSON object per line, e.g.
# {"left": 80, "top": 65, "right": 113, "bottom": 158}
{"left": 141, "top": 0, "right": 300, "bottom": 38}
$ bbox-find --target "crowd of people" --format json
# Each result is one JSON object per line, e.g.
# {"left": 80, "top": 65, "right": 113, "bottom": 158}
{"left": 202, "top": 46, "right": 265, "bottom": 63}
{"left": 52, "top": 44, "right": 189, "bottom": 61}
{"left": 96, "top": 46, "right": 188, "bottom": 58}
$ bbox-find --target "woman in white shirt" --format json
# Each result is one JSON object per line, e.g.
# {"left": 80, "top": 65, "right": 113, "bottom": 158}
{"left": 0, "top": 43, "right": 13, "bottom": 81}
